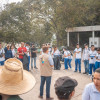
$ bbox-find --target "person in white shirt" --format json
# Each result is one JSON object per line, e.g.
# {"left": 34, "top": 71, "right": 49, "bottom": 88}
{"left": 74, "top": 43, "right": 82, "bottom": 73}
{"left": 40, "top": 44, "right": 45, "bottom": 55}
{"left": 63, "top": 48, "right": 70, "bottom": 70}
{"left": 95, "top": 48, "right": 100, "bottom": 69}
{"left": 26, "top": 42, "right": 31, "bottom": 71}
{"left": 82, "top": 68, "right": 100, "bottom": 100}
{"left": 68, "top": 50, "right": 73, "bottom": 69}
{"left": 0, "top": 43, "right": 5, "bottom": 65}
{"left": 52, "top": 46, "right": 61, "bottom": 70}
{"left": 82, "top": 43, "right": 89, "bottom": 74}
{"left": 11, "top": 45, "right": 16, "bottom": 57}
{"left": 89, "top": 45, "right": 97, "bottom": 75}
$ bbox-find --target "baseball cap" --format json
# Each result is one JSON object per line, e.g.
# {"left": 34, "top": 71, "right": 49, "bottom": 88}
{"left": 54, "top": 76, "right": 78, "bottom": 92}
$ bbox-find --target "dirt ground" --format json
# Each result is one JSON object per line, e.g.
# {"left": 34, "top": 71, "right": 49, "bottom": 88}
{"left": 20, "top": 57, "right": 91, "bottom": 100}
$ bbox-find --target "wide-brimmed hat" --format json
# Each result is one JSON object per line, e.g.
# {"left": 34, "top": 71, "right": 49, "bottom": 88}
{"left": 0, "top": 58, "right": 36, "bottom": 95}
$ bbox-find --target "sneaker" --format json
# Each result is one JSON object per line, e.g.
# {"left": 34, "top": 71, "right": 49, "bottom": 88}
{"left": 79, "top": 71, "right": 81, "bottom": 73}
{"left": 46, "top": 97, "right": 54, "bottom": 100}
{"left": 38, "top": 96, "right": 43, "bottom": 99}
{"left": 34, "top": 67, "right": 38, "bottom": 69}
{"left": 74, "top": 71, "right": 77, "bottom": 72}
{"left": 83, "top": 72, "right": 86, "bottom": 74}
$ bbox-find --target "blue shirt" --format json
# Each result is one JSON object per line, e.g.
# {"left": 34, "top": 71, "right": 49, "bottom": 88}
{"left": 4, "top": 47, "right": 13, "bottom": 58}
{"left": 82, "top": 83, "right": 100, "bottom": 100}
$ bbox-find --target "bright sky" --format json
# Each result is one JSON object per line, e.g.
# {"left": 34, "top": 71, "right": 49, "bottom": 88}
{"left": 0, "top": 0, "right": 23, "bottom": 8}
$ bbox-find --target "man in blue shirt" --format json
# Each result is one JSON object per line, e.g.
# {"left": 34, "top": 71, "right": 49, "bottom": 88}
{"left": 82, "top": 68, "right": 100, "bottom": 100}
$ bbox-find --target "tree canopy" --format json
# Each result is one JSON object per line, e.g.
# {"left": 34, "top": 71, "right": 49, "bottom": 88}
{"left": 0, "top": 0, "right": 100, "bottom": 46}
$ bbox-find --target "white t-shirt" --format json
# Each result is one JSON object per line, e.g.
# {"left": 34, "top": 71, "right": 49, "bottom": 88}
{"left": 68, "top": 51, "right": 73, "bottom": 59}
{"left": 53, "top": 49, "right": 60, "bottom": 55}
{"left": 74, "top": 48, "right": 82, "bottom": 59}
{"left": 96, "top": 53, "right": 100, "bottom": 62}
{"left": 82, "top": 48, "right": 89, "bottom": 60}
{"left": 0, "top": 48, "right": 5, "bottom": 61}
{"left": 89, "top": 50, "right": 97, "bottom": 64}
{"left": 48, "top": 47, "right": 52, "bottom": 55}
{"left": 12, "top": 49, "right": 16, "bottom": 57}
{"left": 26, "top": 46, "right": 30, "bottom": 56}
{"left": 64, "top": 51, "right": 70, "bottom": 58}
{"left": 40, "top": 48, "right": 44, "bottom": 55}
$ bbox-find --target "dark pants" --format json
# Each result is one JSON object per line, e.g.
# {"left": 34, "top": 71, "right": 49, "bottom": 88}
{"left": 84, "top": 60, "right": 89, "bottom": 73}
{"left": 95, "top": 61, "right": 100, "bottom": 69}
{"left": 75, "top": 59, "right": 81, "bottom": 72}
{"left": 64, "top": 58, "right": 69, "bottom": 69}
{"left": 68, "top": 59, "right": 72, "bottom": 68}
{"left": 0, "top": 60, "right": 5, "bottom": 65}
{"left": 40, "top": 76, "right": 51, "bottom": 98}
{"left": 89, "top": 64, "right": 95, "bottom": 75}
{"left": 53, "top": 55, "right": 61, "bottom": 70}
{"left": 27, "top": 56, "right": 30, "bottom": 71}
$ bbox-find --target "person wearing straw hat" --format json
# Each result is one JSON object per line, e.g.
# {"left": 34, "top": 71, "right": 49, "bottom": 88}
{"left": 0, "top": 58, "right": 36, "bottom": 100}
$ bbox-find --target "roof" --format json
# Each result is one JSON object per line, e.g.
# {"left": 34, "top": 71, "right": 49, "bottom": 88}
{"left": 65, "top": 25, "right": 100, "bottom": 32}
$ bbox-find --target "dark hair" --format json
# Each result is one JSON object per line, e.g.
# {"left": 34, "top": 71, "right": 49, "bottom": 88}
{"left": 55, "top": 87, "right": 74, "bottom": 100}
{"left": 43, "top": 46, "right": 48, "bottom": 53}
{"left": 91, "top": 45, "right": 94, "bottom": 47}
{"left": 95, "top": 68, "right": 100, "bottom": 73}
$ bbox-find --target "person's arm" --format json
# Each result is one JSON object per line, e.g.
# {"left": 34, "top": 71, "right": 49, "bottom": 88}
{"left": 17, "top": 48, "right": 24, "bottom": 56}
{"left": 82, "top": 85, "right": 90, "bottom": 100}
{"left": 48, "top": 56, "right": 54, "bottom": 67}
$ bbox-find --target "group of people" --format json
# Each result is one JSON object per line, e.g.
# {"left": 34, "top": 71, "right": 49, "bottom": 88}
{"left": 40, "top": 43, "right": 100, "bottom": 76}
{"left": 0, "top": 42, "right": 38, "bottom": 71}
{"left": 39, "top": 46, "right": 100, "bottom": 100}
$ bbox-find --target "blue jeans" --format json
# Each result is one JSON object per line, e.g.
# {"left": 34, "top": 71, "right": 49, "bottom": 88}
{"left": 0, "top": 60, "right": 5, "bottom": 65}
{"left": 64, "top": 58, "right": 69, "bottom": 69}
{"left": 89, "top": 64, "right": 95, "bottom": 75}
{"left": 68, "top": 59, "right": 72, "bottom": 68}
{"left": 84, "top": 60, "right": 89, "bottom": 73}
{"left": 27, "top": 56, "right": 30, "bottom": 71}
{"left": 40, "top": 76, "right": 51, "bottom": 98}
{"left": 95, "top": 62, "right": 100, "bottom": 69}
{"left": 75, "top": 59, "right": 81, "bottom": 72}
{"left": 31, "top": 57, "right": 36, "bottom": 68}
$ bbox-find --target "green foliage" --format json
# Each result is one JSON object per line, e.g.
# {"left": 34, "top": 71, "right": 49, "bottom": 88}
{"left": 0, "top": 0, "right": 99, "bottom": 46}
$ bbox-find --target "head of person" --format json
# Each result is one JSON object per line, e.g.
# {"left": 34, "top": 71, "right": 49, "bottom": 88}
{"left": 91, "top": 45, "right": 95, "bottom": 51}
{"left": 84, "top": 43, "right": 88, "bottom": 49}
{"left": 0, "top": 58, "right": 36, "bottom": 98}
{"left": 48, "top": 43, "right": 50, "bottom": 47}
{"left": 11, "top": 45, "right": 15, "bottom": 49}
{"left": 43, "top": 46, "right": 48, "bottom": 54}
{"left": 76, "top": 43, "right": 79, "bottom": 49}
{"left": 54, "top": 46, "right": 57, "bottom": 51}
{"left": 21, "top": 42, "right": 24, "bottom": 48}
{"left": 32, "top": 43, "right": 35, "bottom": 48}
{"left": 26, "top": 42, "right": 30, "bottom": 47}
{"left": 7, "top": 44, "right": 10, "bottom": 49}
{"left": 42, "top": 44, "right": 45, "bottom": 48}
{"left": 0, "top": 43, "right": 2, "bottom": 49}
{"left": 54, "top": 76, "right": 78, "bottom": 100}
{"left": 93, "top": 68, "right": 100, "bottom": 91}
{"left": 63, "top": 47, "right": 67, "bottom": 51}
{"left": 97, "top": 48, "right": 100, "bottom": 54}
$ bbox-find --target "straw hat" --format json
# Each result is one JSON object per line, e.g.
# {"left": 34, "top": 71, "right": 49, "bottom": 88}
{"left": 0, "top": 58, "right": 36, "bottom": 95}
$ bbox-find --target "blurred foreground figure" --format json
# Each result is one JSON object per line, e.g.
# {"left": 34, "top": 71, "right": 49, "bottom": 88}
{"left": 0, "top": 58, "right": 36, "bottom": 100}
{"left": 54, "top": 76, "right": 78, "bottom": 100}
{"left": 82, "top": 68, "right": 100, "bottom": 100}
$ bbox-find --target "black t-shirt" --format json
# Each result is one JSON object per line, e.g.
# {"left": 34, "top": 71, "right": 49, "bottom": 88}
{"left": 31, "top": 47, "right": 37, "bottom": 57}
